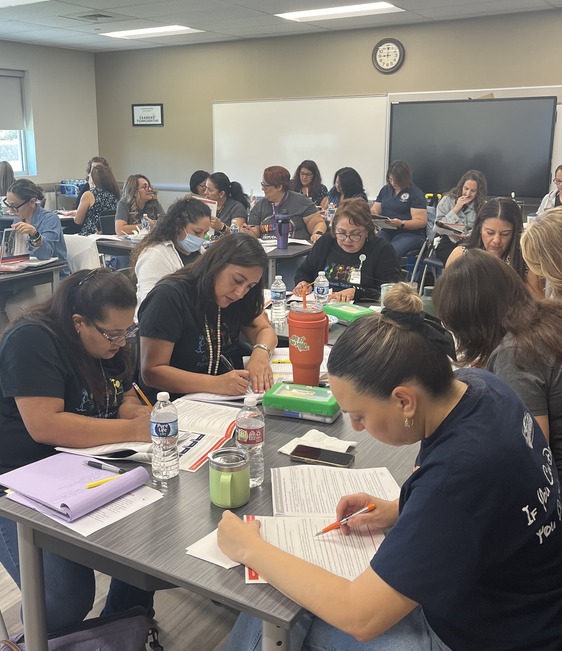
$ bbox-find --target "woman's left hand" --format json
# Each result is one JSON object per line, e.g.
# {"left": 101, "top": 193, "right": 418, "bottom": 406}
{"left": 330, "top": 288, "right": 355, "bottom": 303}
{"left": 217, "top": 511, "right": 262, "bottom": 563}
{"left": 388, "top": 218, "right": 403, "bottom": 228}
{"left": 12, "top": 221, "right": 37, "bottom": 236}
{"left": 210, "top": 215, "right": 224, "bottom": 231}
{"left": 246, "top": 350, "right": 274, "bottom": 393}
{"left": 310, "top": 232, "right": 323, "bottom": 244}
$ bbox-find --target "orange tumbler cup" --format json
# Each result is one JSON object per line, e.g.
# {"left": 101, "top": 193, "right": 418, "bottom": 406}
{"left": 287, "top": 304, "right": 329, "bottom": 386}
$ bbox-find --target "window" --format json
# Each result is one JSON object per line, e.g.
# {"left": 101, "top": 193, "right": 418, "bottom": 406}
{"left": 0, "top": 70, "right": 32, "bottom": 175}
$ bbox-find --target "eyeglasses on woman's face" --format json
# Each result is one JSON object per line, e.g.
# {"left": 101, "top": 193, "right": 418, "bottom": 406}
{"left": 261, "top": 182, "right": 275, "bottom": 189}
{"left": 334, "top": 230, "right": 364, "bottom": 242}
{"left": 553, "top": 178, "right": 562, "bottom": 186}
{"left": 2, "top": 197, "right": 30, "bottom": 213}
{"left": 92, "top": 322, "right": 138, "bottom": 345}
{"left": 300, "top": 171, "right": 313, "bottom": 178}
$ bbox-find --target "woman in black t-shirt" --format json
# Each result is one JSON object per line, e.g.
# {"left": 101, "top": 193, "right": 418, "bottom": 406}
{"left": 0, "top": 268, "right": 154, "bottom": 633}
{"left": 138, "top": 233, "right": 277, "bottom": 398}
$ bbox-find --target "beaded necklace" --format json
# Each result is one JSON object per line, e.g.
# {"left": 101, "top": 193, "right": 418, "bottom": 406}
{"left": 204, "top": 308, "right": 222, "bottom": 375}
{"left": 98, "top": 360, "right": 111, "bottom": 418}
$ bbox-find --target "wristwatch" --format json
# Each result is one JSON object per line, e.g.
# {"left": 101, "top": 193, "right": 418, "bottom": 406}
{"left": 219, "top": 223, "right": 227, "bottom": 233}
{"left": 253, "top": 343, "right": 272, "bottom": 358}
{"left": 399, "top": 222, "right": 405, "bottom": 229}
{"left": 314, "top": 230, "right": 325, "bottom": 236}
{"left": 28, "top": 231, "right": 41, "bottom": 246}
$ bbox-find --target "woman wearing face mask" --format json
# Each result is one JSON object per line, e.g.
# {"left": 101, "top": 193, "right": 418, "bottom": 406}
{"left": 131, "top": 197, "right": 211, "bottom": 317}
{"left": 138, "top": 234, "right": 277, "bottom": 399}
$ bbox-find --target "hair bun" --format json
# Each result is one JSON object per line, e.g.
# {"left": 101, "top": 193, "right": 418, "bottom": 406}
{"left": 382, "top": 282, "right": 423, "bottom": 314}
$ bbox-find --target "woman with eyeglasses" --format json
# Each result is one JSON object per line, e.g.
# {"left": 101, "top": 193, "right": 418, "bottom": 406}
{"left": 138, "top": 234, "right": 277, "bottom": 399}
{"left": 189, "top": 169, "right": 210, "bottom": 196}
{"left": 290, "top": 160, "right": 328, "bottom": 207}
{"left": 0, "top": 268, "right": 154, "bottom": 633}
{"left": 537, "top": 165, "right": 562, "bottom": 215}
{"left": 131, "top": 196, "right": 212, "bottom": 315}
{"left": 115, "top": 174, "right": 163, "bottom": 235}
{"left": 242, "top": 166, "right": 326, "bottom": 243}
{"left": 293, "top": 199, "right": 402, "bottom": 302}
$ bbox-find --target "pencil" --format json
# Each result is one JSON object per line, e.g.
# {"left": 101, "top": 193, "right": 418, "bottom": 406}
{"left": 132, "top": 382, "right": 152, "bottom": 408}
{"left": 86, "top": 475, "right": 121, "bottom": 489}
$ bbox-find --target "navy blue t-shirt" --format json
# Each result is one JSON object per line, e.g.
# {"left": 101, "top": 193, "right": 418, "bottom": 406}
{"left": 376, "top": 183, "right": 427, "bottom": 238}
{"left": 371, "top": 369, "right": 562, "bottom": 651}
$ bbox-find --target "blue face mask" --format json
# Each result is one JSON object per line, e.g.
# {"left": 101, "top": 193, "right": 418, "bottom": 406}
{"left": 178, "top": 231, "right": 205, "bottom": 254}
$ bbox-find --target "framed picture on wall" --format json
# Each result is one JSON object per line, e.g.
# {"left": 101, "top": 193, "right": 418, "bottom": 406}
{"left": 132, "top": 104, "right": 164, "bottom": 127}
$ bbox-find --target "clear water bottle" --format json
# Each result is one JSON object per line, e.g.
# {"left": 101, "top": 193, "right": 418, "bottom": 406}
{"left": 141, "top": 213, "right": 151, "bottom": 232}
{"left": 150, "top": 391, "right": 179, "bottom": 480}
{"left": 270, "top": 274, "right": 287, "bottom": 325}
{"left": 313, "top": 271, "right": 330, "bottom": 308}
{"left": 230, "top": 221, "right": 239, "bottom": 234}
{"left": 235, "top": 396, "right": 265, "bottom": 488}
{"left": 326, "top": 202, "right": 337, "bottom": 226}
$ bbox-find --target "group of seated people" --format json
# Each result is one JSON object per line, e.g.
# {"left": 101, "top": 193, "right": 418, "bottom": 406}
{"left": 2, "top": 155, "right": 562, "bottom": 649}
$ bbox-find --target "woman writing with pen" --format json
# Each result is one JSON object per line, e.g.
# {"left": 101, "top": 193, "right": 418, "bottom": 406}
{"left": 0, "top": 268, "right": 155, "bottom": 633}
{"left": 138, "top": 233, "right": 277, "bottom": 399}
{"left": 218, "top": 282, "right": 562, "bottom": 651}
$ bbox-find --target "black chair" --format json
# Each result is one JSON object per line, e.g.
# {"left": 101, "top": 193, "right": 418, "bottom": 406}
{"left": 98, "top": 213, "right": 116, "bottom": 235}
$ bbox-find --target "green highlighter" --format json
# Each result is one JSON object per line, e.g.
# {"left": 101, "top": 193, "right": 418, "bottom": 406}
{"left": 262, "top": 383, "right": 341, "bottom": 424}
{"left": 322, "top": 302, "right": 373, "bottom": 324}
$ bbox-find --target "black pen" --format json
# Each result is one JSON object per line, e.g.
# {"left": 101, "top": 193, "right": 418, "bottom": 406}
{"left": 220, "top": 354, "right": 235, "bottom": 372}
{"left": 85, "top": 460, "right": 126, "bottom": 474}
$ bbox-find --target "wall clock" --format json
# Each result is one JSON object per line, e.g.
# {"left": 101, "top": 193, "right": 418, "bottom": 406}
{"left": 372, "top": 38, "right": 405, "bottom": 74}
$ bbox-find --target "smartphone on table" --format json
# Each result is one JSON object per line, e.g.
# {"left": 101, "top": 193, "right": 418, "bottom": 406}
{"left": 289, "top": 444, "right": 354, "bottom": 468}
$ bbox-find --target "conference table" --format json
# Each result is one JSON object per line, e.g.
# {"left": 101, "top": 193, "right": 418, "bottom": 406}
{"left": 0, "top": 260, "right": 67, "bottom": 296}
{"left": 95, "top": 237, "right": 311, "bottom": 286}
{"left": 0, "top": 406, "right": 418, "bottom": 651}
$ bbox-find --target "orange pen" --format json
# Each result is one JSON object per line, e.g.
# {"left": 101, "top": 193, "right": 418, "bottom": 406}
{"left": 314, "top": 503, "right": 376, "bottom": 537}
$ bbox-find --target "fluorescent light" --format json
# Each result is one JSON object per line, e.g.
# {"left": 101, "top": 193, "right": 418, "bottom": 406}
{"left": 0, "top": 0, "right": 49, "bottom": 6}
{"left": 101, "top": 25, "right": 203, "bottom": 39}
{"left": 277, "top": 2, "right": 403, "bottom": 22}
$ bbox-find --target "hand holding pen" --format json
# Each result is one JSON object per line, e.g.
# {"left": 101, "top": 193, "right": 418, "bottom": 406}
{"left": 315, "top": 504, "right": 375, "bottom": 536}
{"left": 335, "top": 493, "right": 400, "bottom": 534}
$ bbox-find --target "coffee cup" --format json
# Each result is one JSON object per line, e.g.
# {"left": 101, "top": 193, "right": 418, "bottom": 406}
{"left": 209, "top": 448, "right": 250, "bottom": 508}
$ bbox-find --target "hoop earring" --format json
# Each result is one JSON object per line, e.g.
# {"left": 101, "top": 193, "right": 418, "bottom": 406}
{"left": 404, "top": 417, "right": 414, "bottom": 429}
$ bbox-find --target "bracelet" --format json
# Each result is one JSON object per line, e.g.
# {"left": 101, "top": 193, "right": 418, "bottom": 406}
{"left": 313, "top": 230, "right": 325, "bottom": 236}
{"left": 28, "top": 232, "right": 41, "bottom": 245}
{"left": 252, "top": 343, "right": 272, "bottom": 358}
{"left": 220, "top": 223, "right": 227, "bottom": 233}
{"left": 399, "top": 222, "right": 405, "bottom": 229}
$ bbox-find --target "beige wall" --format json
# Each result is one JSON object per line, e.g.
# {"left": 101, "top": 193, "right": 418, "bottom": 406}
{"left": 0, "top": 40, "right": 98, "bottom": 184}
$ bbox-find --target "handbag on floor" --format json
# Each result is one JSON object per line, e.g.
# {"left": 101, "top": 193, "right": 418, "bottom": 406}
{"left": 0, "top": 606, "right": 162, "bottom": 651}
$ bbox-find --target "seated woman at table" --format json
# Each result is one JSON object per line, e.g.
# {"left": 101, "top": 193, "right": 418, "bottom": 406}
{"left": 446, "top": 197, "right": 543, "bottom": 298}
{"left": 372, "top": 160, "right": 427, "bottom": 258}
{"left": 131, "top": 196, "right": 211, "bottom": 314}
{"left": 521, "top": 207, "right": 562, "bottom": 298}
{"left": 205, "top": 171, "right": 249, "bottom": 233}
{"left": 434, "top": 169, "right": 487, "bottom": 263}
{"left": 290, "top": 160, "right": 328, "bottom": 207}
{"left": 0, "top": 160, "right": 15, "bottom": 197}
{"left": 0, "top": 268, "right": 154, "bottom": 633}
{"left": 292, "top": 199, "right": 402, "bottom": 302}
{"left": 434, "top": 248, "right": 562, "bottom": 478}
{"left": 537, "top": 164, "right": 562, "bottom": 214}
{"left": 189, "top": 169, "right": 210, "bottom": 196}
{"left": 138, "top": 233, "right": 277, "bottom": 399}
{"left": 73, "top": 165, "right": 120, "bottom": 236}
{"left": 218, "top": 281, "right": 562, "bottom": 651}
{"left": 320, "top": 167, "right": 368, "bottom": 211}
{"left": 115, "top": 174, "right": 164, "bottom": 235}
{"left": 242, "top": 166, "right": 326, "bottom": 243}
{"left": 74, "top": 156, "right": 110, "bottom": 208}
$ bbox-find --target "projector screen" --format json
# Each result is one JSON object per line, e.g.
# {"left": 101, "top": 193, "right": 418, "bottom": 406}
{"left": 389, "top": 97, "right": 557, "bottom": 199}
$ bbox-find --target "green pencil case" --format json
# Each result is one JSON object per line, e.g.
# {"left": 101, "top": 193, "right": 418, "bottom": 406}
{"left": 323, "top": 302, "right": 373, "bottom": 324}
{"left": 262, "top": 383, "right": 341, "bottom": 423}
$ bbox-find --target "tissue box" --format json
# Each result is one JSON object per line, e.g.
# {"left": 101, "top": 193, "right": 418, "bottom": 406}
{"left": 262, "top": 383, "right": 341, "bottom": 423}
{"left": 322, "top": 302, "right": 373, "bottom": 324}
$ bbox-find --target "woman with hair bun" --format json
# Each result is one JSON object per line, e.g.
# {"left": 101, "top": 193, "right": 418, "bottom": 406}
{"left": 205, "top": 171, "right": 249, "bottom": 234}
{"left": 217, "top": 280, "right": 562, "bottom": 651}
{"left": 521, "top": 208, "right": 562, "bottom": 300}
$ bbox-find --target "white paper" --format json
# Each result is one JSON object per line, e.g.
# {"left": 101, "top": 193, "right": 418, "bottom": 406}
{"left": 259, "top": 239, "right": 312, "bottom": 250}
{"left": 186, "top": 529, "right": 240, "bottom": 569}
{"left": 244, "top": 515, "right": 384, "bottom": 583}
{"left": 277, "top": 429, "right": 357, "bottom": 456}
{"left": 271, "top": 466, "right": 401, "bottom": 517}
{"left": 10, "top": 485, "right": 163, "bottom": 537}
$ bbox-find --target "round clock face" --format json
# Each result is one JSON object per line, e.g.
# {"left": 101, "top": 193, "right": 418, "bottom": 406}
{"left": 372, "top": 38, "right": 405, "bottom": 74}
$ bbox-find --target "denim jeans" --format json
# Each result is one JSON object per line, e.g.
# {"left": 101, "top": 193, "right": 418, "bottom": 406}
{"left": 378, "top": 230, "right": 425, "bottom": 258}
{"left": 0, "top": 515, "right": 154, "bottom": 633}
{"left": 222, "top": 606, "right": 451, "bottom": 651}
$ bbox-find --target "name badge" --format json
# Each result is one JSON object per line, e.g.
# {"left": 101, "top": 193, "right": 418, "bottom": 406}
{"left": 349, "top": 268, "right": 361, "bottom": 285}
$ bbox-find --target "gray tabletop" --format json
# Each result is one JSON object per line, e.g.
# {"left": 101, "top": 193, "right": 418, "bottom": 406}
{"left": 0, "top": 408, "right": 418, "bottom": 629}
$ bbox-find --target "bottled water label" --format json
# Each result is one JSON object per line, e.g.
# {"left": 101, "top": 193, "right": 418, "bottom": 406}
{"left": 236, "top": 425, "right": 264, "bottom": 445}
{"left": 271, "top": 289, "right": 286, "bottom": 301}
{"left": 150, "top": 420, "right": 178, "bottom": 438}
{"left": 314, "top": 286, "right": 329, "bottom": 297}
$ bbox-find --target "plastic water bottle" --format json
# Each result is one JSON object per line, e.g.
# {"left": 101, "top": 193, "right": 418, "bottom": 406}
{"left": 141, "top": 213, "right": 151, "bottom": 232}
{"left": 230, "top": 221, "right": 239, "bottom": 234}
{"left": 235, "top": 397, "right": 265, "bottom": 487}
{"left": 150, "top": 391, "right": 179, "bottom": 480}
{"left": 270, "top": 274, "right": 287, "bottom": 325}
{"left": 313, "top": 271, "right": 330, "bottom": 308}
{"left": 326, "top": 202, "right": 337, "bottom": 226}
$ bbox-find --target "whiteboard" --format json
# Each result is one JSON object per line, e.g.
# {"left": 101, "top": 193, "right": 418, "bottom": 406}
{"left": 213, "top": 96, "right": 388, "bottom": 199}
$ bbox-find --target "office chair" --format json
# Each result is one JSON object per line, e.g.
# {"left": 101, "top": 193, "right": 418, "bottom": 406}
{"left": 98, "top": 213, "right": 116, "bottom": 235}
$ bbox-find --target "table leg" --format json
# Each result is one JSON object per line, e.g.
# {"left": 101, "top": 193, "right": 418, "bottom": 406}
{"left": 267, "top": 258, "right": 276, "bottom": 288}
{"left": 17, "top": 522, "right": 48, "bottom": 651}
{"left": 262, "top": 620, "right": 289, "bottom": 650}
{"left": 51, "top": 269, "right": 60, "bottom": 294}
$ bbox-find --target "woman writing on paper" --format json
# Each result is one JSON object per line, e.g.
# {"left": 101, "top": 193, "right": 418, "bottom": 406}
{"left": 292, "top": 199, "right": 402, "bottom": 302}
{"left": 218, "top": 282, "right": 562, "bottom": 651}
{"left": 0, "top": 268, "right": 154, "bottom": 633}
{"left": 138, "top": 233, "right": 277, "bottom": 399}
{"left": 131, "top": 196, "right": 212, "bottom": 314}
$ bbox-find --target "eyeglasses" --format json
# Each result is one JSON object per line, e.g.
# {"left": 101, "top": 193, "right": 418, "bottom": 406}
{"left": 334, "top": 230, "right": 364, "bottom": 242}
{"left": 92, "top": 322, "right": 138, "bottom": 345}
{"left": 261, "top": 182, "right": 275, "bottom": 189}
{"left": 300, "top": 172, "right": 313, "bottom": 178}
{"left": 138, "top": 183, "right": 151, "bottom": 191}
{"left": 2, "top": 198, "right": 29, "bottom": 213}
{"left": 553, "top": 178, "right": 562, "bottom": 186}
